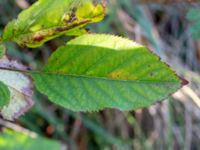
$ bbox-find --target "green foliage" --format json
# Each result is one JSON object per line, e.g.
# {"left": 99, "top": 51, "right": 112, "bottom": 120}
{"left": 0, "top": 1, "right": 189, "bottom": 149}
{"left": 0, "top": 45, "right": 6, "bottom": 58}
{"left": 2, "top": 0, "right": 105, "bottom": 48}
{"left": 0, "top": 0, "right": 184, "bottom": 116}
{"left": 31, "top": 34, "right": 181, "bottom": 111}
{"left": 0, "top": 129, "right": 62, "bottom": 150}
{"left": 0, "top": 81, "right": 10, "bottom": 108}
{"left": 187, "top": 8, "right": 200, "bottom": 39}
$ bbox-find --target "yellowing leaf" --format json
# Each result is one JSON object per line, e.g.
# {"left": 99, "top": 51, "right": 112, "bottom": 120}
{"left": 2, "top": 0, "right": 105, "bottom": 48}
{"left": 0, "top": 57, "right": 34, "bottom": 120}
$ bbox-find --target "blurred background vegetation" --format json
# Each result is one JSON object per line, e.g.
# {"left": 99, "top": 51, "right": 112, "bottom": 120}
{"left": 0, "top": 0, "right": 200, "bottom": 150}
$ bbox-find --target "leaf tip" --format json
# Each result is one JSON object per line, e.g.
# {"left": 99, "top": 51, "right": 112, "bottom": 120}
{"left": 179, "top": 77, "right": 189, "bottom": 87}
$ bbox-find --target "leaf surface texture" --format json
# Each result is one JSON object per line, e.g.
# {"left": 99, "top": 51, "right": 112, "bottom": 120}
{"left": 32, "top": 34, "right": 182, "bottom": 111}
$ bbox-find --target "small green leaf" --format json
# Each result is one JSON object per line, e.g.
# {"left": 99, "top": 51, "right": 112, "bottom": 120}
{"left": 2, "top": 0, "right": 105, "bottom": 48}
{"left": 0, "top": 129, "right": 62, "bottom": 150}
{"left": 0, "top": 45, "right": 6, "bottom": 58}
{"left": 32, "top": 34, "right": 183, "bottom": 111}
{"left": 0, "top": 81, "right": 10, "bottom": 109}
{"left": 187, "top": 8, "right": 200, "bottom": 39}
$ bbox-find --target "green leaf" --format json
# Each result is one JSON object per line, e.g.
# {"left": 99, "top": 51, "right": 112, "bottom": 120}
{"left": 0, "top": 129, "right": 62, "bottom": 150}
{"left": 0, "top": 81, "right": 10, "bottom": 109}
{"left": 32, "top": 34, "right": 183, "bottom": 111}
{"left": 187, "top": 8, "right": 200, "bottom": 39}
{"left": 2, "top": 0, "right": 105, "bottom": 48}
{"left": 0, "top": 45, "right": 6, "bottom": 58}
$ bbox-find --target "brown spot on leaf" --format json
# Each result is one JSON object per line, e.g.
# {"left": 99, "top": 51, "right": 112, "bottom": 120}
{"left": 64, "top": 8, "right": 77, "bottom": 23}
{"left": 33, "top": 35, "right": 44, "bottom": 41}
{"left": 55, "top": 19, "right": 91, "bottom": 33}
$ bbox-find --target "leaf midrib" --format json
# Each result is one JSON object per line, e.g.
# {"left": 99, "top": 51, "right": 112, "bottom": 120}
{"left": 0, "top": 63, "right": 180, "bottom": 84}
{"left": 32, "top": 71, "right": 180, "bottom": 84}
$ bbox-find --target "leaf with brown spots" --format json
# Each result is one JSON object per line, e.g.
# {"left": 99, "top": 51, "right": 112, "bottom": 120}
{"left": 2, "top": 0, "right": 105, "bottom": 48}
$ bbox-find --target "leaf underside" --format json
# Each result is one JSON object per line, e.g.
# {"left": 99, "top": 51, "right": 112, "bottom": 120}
{"left": 0, "top": 57, "right": 34, "bottom": 120}
{"left": 2, "top": 0, "right": 105, "bottom": 48}
{"left": 32, "top": 34, "right": 181, "bottom": 111}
